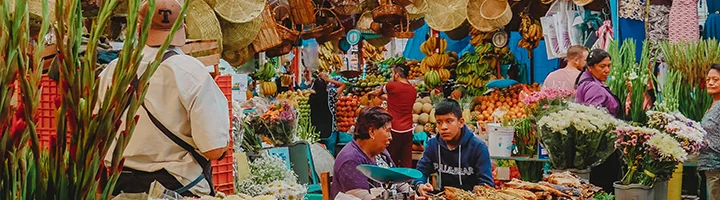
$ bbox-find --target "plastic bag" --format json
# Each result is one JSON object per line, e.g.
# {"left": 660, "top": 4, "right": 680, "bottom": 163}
{"left": 147, "top": 181, "right": 184, "bottom": 200}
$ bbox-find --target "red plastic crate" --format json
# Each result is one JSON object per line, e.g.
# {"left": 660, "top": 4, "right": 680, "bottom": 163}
{"left": 37, "top": 75, "right": 64, "bottom": 147}
{"left": 212, "top": 75, "right": 234, "bottom": 194}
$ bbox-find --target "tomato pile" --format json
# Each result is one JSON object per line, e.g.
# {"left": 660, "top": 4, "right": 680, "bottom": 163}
{"left": 472, "top": 84, "right": 540, "bottom": 128}
{"left": 336, "top": 95, "right": 360, "bottom": 132}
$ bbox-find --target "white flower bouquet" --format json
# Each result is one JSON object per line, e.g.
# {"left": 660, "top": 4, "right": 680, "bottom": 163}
{"left": 537, "top": 103, "right": 622, "bottom": 170}
{"left": 615, "top": 125, "right": 688, "bottom": 185}
{"left": 235, "top": 156, "right": 307, "bottom": 199}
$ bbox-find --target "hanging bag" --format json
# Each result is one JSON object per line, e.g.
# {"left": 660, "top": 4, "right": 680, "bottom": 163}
{"left": 541, "top": 0, "right": 564, "bottom": 58}
{"left": 553, "top": 0, "right": 572, "bottom": 56}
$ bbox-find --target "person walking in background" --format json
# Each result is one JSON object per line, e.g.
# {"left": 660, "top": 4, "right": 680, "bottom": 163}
{"left": 574, "top": 48, "right": 622, "bottom": 193}
{"left": 699, "top": 64, "right": 720, "bottom": 199}
{"left": 310, "top": 72, "right": 346, "bottom": 154}
{"left": 369, "top": 65, "right": 417, "bottom": 168}
{"left": 544, "top": 45, "right": 588, "bottom": 90}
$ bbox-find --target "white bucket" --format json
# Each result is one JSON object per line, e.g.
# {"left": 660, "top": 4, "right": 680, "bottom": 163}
{"left": 487, "top": 123, "right": 515, "bottom": 157}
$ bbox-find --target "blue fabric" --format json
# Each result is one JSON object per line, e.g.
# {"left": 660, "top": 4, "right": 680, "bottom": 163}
{"left": 508, "top": 32, "right": 559, "bottom": 84}
{"left": 413, "top": 126, "right": 494, "bottom": 191}
{"left": 705, "top": 14, "right": 720, "bottom": 40}
{"left": 403, "top": 22, "right": 473, "bottom": 60}
{"left": 485, "top": 79, "right": 520, "bottom": 89}
{"left": 413, "top": 132, "right": 428, "bottom": 145}
{"left": 618, "top": 18, "right": 646, "bottom": 62}
{"left": 709, "top": 0, "right": 720, "bottom": 13}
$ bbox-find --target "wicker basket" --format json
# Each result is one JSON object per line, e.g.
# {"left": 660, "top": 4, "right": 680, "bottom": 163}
{"left": 186, "top": 0, "right": 223, "bottom": 52}
{"left": 289, "top": 0, "right": 316, "bottom": 24}
{"left": 357, "top": 11, "right": 374, "bottom": 30}
{"left": 252, "top": 5, "right": 283, "bottom": 52}
{"left": 372, "top": 0, "right": 406, "bottom": 25}
{"left": 274, "top": 6, "right": 300, "bottom": 44}
{"left": 221, "top": 14, "right": 262, "bottom": 49}
{"left": 222, "top": 45, "right": 255, "bottom": 67}
{"left": 478, "top": 0, "right": 512, "bottom": 29}
{"left": 317, "top": 9, "right": 346, "bottom": 44}
{"left": 394, "top": 0, "right": 414, "bottom": 7}
{"left": 467, "top": 0, "right": 497, "bottom": 32}
{"left": 370, "top": 22, "right": 384, "bottom": 33}
{"left": 425, "top": 0, "right": 468, "bottom": 31}
{"left": 332, "top": 0, "right": 360, "bottom": 15}
{"left": 392, "top": 11, "right": 415, "bottom": 38}
{"left": 215, "top": 0, "right": 264, "bottom": 23}
{"left": 300, "top": 9, "right": 336, "bottom": 39}
{"left": 266, "top": 43, "right": 293, "bottom": 58}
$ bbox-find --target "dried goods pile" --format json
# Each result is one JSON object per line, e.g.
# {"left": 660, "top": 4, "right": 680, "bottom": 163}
{"left": 442, "top": 171, "right": 602, "bottom": 200}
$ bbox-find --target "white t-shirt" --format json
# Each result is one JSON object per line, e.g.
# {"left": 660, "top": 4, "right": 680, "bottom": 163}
{"left": 100, "top": 46, "right": 230, "bottom": 195}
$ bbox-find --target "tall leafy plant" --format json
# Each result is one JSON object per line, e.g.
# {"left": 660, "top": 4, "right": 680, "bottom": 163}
{"left": 607, "top": 39, "right": 652, "bottom": 123}
{"left": 661, "top": 40, "right": 719, "bottom": 121}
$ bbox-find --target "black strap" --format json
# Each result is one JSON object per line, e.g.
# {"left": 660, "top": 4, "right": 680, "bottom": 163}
{"left": 128, "top": 50, "right": 216, "bottom": 195}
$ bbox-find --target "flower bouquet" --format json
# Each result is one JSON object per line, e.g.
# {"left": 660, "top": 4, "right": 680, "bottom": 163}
{"left": 253, "top": 102, "right": 298, "bottom": 147}
{"left": 537, "top": 103, "right": 621, "bottom": 170}
{"left": 614, "top": 126, "right": 687, "bottom": 185}
{"left": 522, "top": 88, "right": 575, "bottom": 113}
{"left": 235, "top": 156, "right": 306, "bottom": 199}
{"left": 646, "top": 111, "right": 706, "bottom": 156}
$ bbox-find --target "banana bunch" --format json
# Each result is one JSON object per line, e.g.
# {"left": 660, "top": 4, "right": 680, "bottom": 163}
{"left": 420, "top": 37, "right": 448, "bottom": 56}
{"left": 423, "top": 70, "right": 442, "bottom": 89}
{"left": 419, "top": 53, "right": 451, "bottom": 72}
{"left": 280, "top": 74, "right": 293, "bottom": 87}
{"left": 256, "top": 62, "right": 276, "bottom": 81}
{"left": 470, "top": 29, "right": 492, "bottom": 46}
{"left": 362, "top": 43, "right": 385, "bottom": 62}
{"left": 276, "top": 89, "right": 314, "bottom": 108}
{"left": 319, "top": 42, "right": 343, "bottom": 73}
{"left": 260, "top": 81, "right": 278, "bottom": 97}
{"left": 518, "top": 14, "right": 542, "bottom": 52}
{"left": 437, "top": 68, "right": 451, "bottom": 82}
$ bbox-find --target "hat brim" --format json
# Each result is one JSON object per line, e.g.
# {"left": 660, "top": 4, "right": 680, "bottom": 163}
{"left": 147, "top": 24, "right": 187, "bottom": 47}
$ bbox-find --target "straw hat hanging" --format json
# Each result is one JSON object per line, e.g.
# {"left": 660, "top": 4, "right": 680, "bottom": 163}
{"left": 186, "top": 0, "right": 223, "bottom": 52}
{"left": 11, "top": 0, "right": 56, "bottom": 30}
{"left": 223, "top": 46, "right": 255, "bottom": 67}
{"left": 405, "top": 0, "right": 425, "bottom": 20}
{"left": 573, "top": 0, "right": 595, "bottom": 6}
{"left": 467, "top": 0, "right": 511, "bottom": 32}
{"left": 205, "top": 0, "right": 218, "bottom": 7}
{"left": 220, "top": 15, "right": 262, "bottom": 49}
{"left": 424, "top": 0, "right": 468, "bottom": 31}
{"left": 214, "top": 0, "right": 264, "bottom": 23}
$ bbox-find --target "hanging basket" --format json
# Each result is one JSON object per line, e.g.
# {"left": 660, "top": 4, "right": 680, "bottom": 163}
{"left": 317, "top": 9, "right": 347, "bottom": 44}
{"left": 478, "top": 0, "right": 512, "bottom": 29}
{"left": 445, "top": 21, "right": 470, "bottom": 40}
{"left": 186, "top": 0, "right": 223, "bottom": 52}
{"left": 288, "top": 0, "right": 316, "bottom": 24}
{"left": 372, "top": 0, "right": 406, "bottom": 25}
{"left": 222, "top": 45, "right": 255, "bottom": 67}
{"left": 392, "top": 11, "right": 415, "bottom": 38}
{"left": 425, "top": 0, "right": 468, "bottom": 31}
{"left": 274, "top": 6, "right": 300, "bottom": 44}
{"left": 300, "top": 9, "right": 335, "bottom": 39}
{"left": 357, "top": 11, "right": 374, "bottom": 30}
{"left": 467, "top": 0, "right": 497, "bottom": 32}
{"left": 266, "top": 43, "right": 294, "bottom": 58}
{"left": 252, "top": 5, "right": 283, "bottom": 52}
{"left": 332, "top": 0, "right": 360, "bottom": 15}
{"left": 394, "top": 0, "right": 414, "bottom": 7}
{"left": 214, "top": 0, "right": 264, "bottom": 23}
{"left": 221, "top": 14, "right": 262, "bottom": 49}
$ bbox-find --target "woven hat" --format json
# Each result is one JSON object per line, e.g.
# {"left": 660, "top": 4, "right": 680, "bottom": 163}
{"left": 467, "top": 0, "right": 511, "bottom": 32}
{"left": 11, "top": 0, "right": 56, "bottom": 29}
{"left": 214, "top": 0, "right": 264, "bottom": 23}
{"left": 186, "top": 0, "right": 223, "bottom": 51}
{"left": 405, "top": 0, "right": 424, "bottom": 20}
{"left": 573, "top": 0, "right": 594, "bottom": 6}
{"left": 424, "top": 0, "right": 468, "bottom": 31}
{"left": 223, "top": 45, "right": 255, "bottom": 67}
{"left": 205, "top": 0, "right": 217, "bottom": 7}
{"left": 357, "top": 11, "right": 374, "bottom": 30}
{"left": 221, "top": 14, "right": 262, "bottom": 49}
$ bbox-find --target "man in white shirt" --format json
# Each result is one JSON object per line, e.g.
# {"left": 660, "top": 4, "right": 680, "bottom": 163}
{"left": 100, "top": 0, "right": 229, "bottom": 197}
{"left": 543, "top": 45, "right": 588, "bottom": 90}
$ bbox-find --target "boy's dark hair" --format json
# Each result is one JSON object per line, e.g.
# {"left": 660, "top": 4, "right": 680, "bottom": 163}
{"left": 354, "top": 107, "right": 393, "bottom": 140}
{"left": 392, "top": 64, "right": 410, "bottom": 78}
{"left": 434, "top": 99, "right": 462, "bottom": 120}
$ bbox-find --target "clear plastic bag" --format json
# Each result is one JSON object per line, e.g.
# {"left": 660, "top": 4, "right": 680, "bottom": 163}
{"left": 147, "top": 181, "right": 184, "bottom": 200}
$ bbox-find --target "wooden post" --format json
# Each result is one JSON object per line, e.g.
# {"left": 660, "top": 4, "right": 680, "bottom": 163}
{"left": 321, "top": 172, "right": 331, "bottom": 200}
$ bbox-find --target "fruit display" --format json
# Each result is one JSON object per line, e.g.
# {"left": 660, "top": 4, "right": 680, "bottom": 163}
{"left": 469, "top": 27, "right": 492, "bottom": 46}
{"left": 472, "top": 84, "right": 540, "bottom": 130}
{"left": 336, "top": 95, "right": 360, "bottom": 132}
{"left": 362, "top": 42, "right": 385, "bottom": 62}
{"left": 420, "top": 37, "right": 447, "bottom": 56}
{"left": 415, "top": 83, "right": 428, "bottom": 92}
{"left": 276, "top": 90, "right": 313, "bottom": 120}
{"left": 319, "top": 42, "right": 343, "bottom": 73}
{"left": 350, "top": 75, "right": 387, "bottom": 96}
{"left": 378, "top": 57, "right": 406, "bottom": 79}
{"left": 518, "top": 13, "right": 543, "bottom": 53}
{"left": 420, "top": 37, "right": 458, "bottom": 90}
{"left": 365, "top": 63, "right": 379, "bottom": 75}
{"left": 455, "top": 44, "right": 496, "bottom": 96}
{"left": 412, "top": 97, "right": 436, "bottom": 134}
{"left": 406, "top": 60, "right": 422, "bottom": 79}
{"left": 255, "top": 62, "right": 276, "bottom": 81}
{"left": 259, "top": 81, "right": 278, "bottom": 97}
{"left": 279, "top": 74, "right": 293, "bottom": 87}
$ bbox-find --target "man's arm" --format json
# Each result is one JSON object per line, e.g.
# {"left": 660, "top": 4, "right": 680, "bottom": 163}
{"left": 188, "top": 75, "right": 230, "bottom": 160}
{"left": 475, "top": 143, "right": 495, "bottom": 187}
{"left": 413, "top": 139, "right": 436, "bottom": 186}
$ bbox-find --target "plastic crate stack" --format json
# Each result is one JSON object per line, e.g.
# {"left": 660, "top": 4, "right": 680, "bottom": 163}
{"left": 36, "top": 75, "right": 67, "bottom": 147}
{"left": 211, "top": 75, "right": 234, "bottom": 194}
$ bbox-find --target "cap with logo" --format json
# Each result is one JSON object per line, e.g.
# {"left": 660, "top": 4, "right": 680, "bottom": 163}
{"left": 139, "top": 0, "right": 187, "bottom": 47}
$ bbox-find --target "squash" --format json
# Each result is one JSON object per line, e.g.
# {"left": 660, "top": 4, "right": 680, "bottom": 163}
{"left": 421, "top": 97, "right": 432, "bottom": 104}
{"left": 413, "top": 114, "right": 419, "bottom": 123}
{"left": 422, "top": 103, "right": 433, "bottom": 113}
{"left": 413, "top": 102, "right": 423, "bottom": 114}
{"left": 429, "top": 109, "right": 436, "bottom": 123}
{"left": 418, "top": 113, "right": 429, "bottom": 124}
{"left": 414, "top": 125, "right": 425, "bottom": 133}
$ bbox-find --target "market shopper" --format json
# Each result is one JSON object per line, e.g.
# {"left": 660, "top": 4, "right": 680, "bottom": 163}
{"left": 699, "top": 64, "right": 720, "bottom": 199}
{"left": 299, "top": 68, "right": 313, "bottom": 90}
{"left": 101, "top": 0, "right": 229, "bottom": 197}
{"left": 331, "top": 107, "right": 413, "bottom": 199}
{"left": 414, "top": 99, "right": 494, "bottom": 197}
{"left": 310, "top": 72, "right": 346, "bottom": 154}
{"left": 544, "top": 45, "right": 588, "bottom": 90}
{"left": 368, "top": 65, "right": 417, "bottom": 168}
{"left": 574, "top": 48, "right": 622, "bottom": 193}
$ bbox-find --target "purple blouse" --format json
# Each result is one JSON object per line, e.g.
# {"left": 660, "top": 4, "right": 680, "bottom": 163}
{"left": 330, "top": 140, "right": 394, "bottom": 198}
{"left": 576, "top": 70, "right": 620, "bottom": 117}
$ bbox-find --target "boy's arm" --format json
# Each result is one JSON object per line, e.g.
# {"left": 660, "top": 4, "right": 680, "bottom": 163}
{"left": 413, "top": 140, "right": 436, "bottom": 186}
{"left": 475, "top": 143, "right": 495, "bottom": 187}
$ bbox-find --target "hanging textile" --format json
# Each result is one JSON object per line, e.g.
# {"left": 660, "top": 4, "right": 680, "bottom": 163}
{"left": 618, "top": 18, "right": 645, "bottom": 61}
{"left": 705, "top": 14, "right": 720, "bottom": 40}
{"left": 647, "top": 5, "right": 671, "bottom": 62}
{"left": 619, "top": 0, "right": 645, "bottom": 21}
{"left": 669, "top": 0, "right": 700, "bottom": 43}
{"left": 592, "top": 20, "right": 614, "bottom": 51}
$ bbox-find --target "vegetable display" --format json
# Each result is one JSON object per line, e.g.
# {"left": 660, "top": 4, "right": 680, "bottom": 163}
{"left": 336, "top": 95, "right": 360, "bottom": 132}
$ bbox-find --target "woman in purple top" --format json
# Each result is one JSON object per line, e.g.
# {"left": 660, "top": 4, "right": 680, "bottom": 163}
{"left": 330, "top": 107, "right": 412, "bottom": 199}
{"left": 574, "top": 49, "right": 623, "bottom": 193}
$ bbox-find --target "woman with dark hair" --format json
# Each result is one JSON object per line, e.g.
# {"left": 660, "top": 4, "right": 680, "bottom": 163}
{"left": 310, "top": 72, "right": 346, "bottom": 154}
{"left": 575, "top": 48, "right": 622, "bottom": 193}
{"left": 330, "top": 107, "right": 412, "bottom": 199}
{"left": 699, "top": 64, "right": 720, "bottom": 199}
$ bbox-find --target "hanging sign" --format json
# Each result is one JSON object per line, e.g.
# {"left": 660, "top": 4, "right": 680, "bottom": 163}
{"left": 346, "top": 29, "right": 361, "bottom": 46}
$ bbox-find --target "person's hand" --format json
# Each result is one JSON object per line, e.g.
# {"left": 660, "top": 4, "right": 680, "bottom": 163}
{"left": 416, "top": 183, "right": 433, "bottom": 198}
